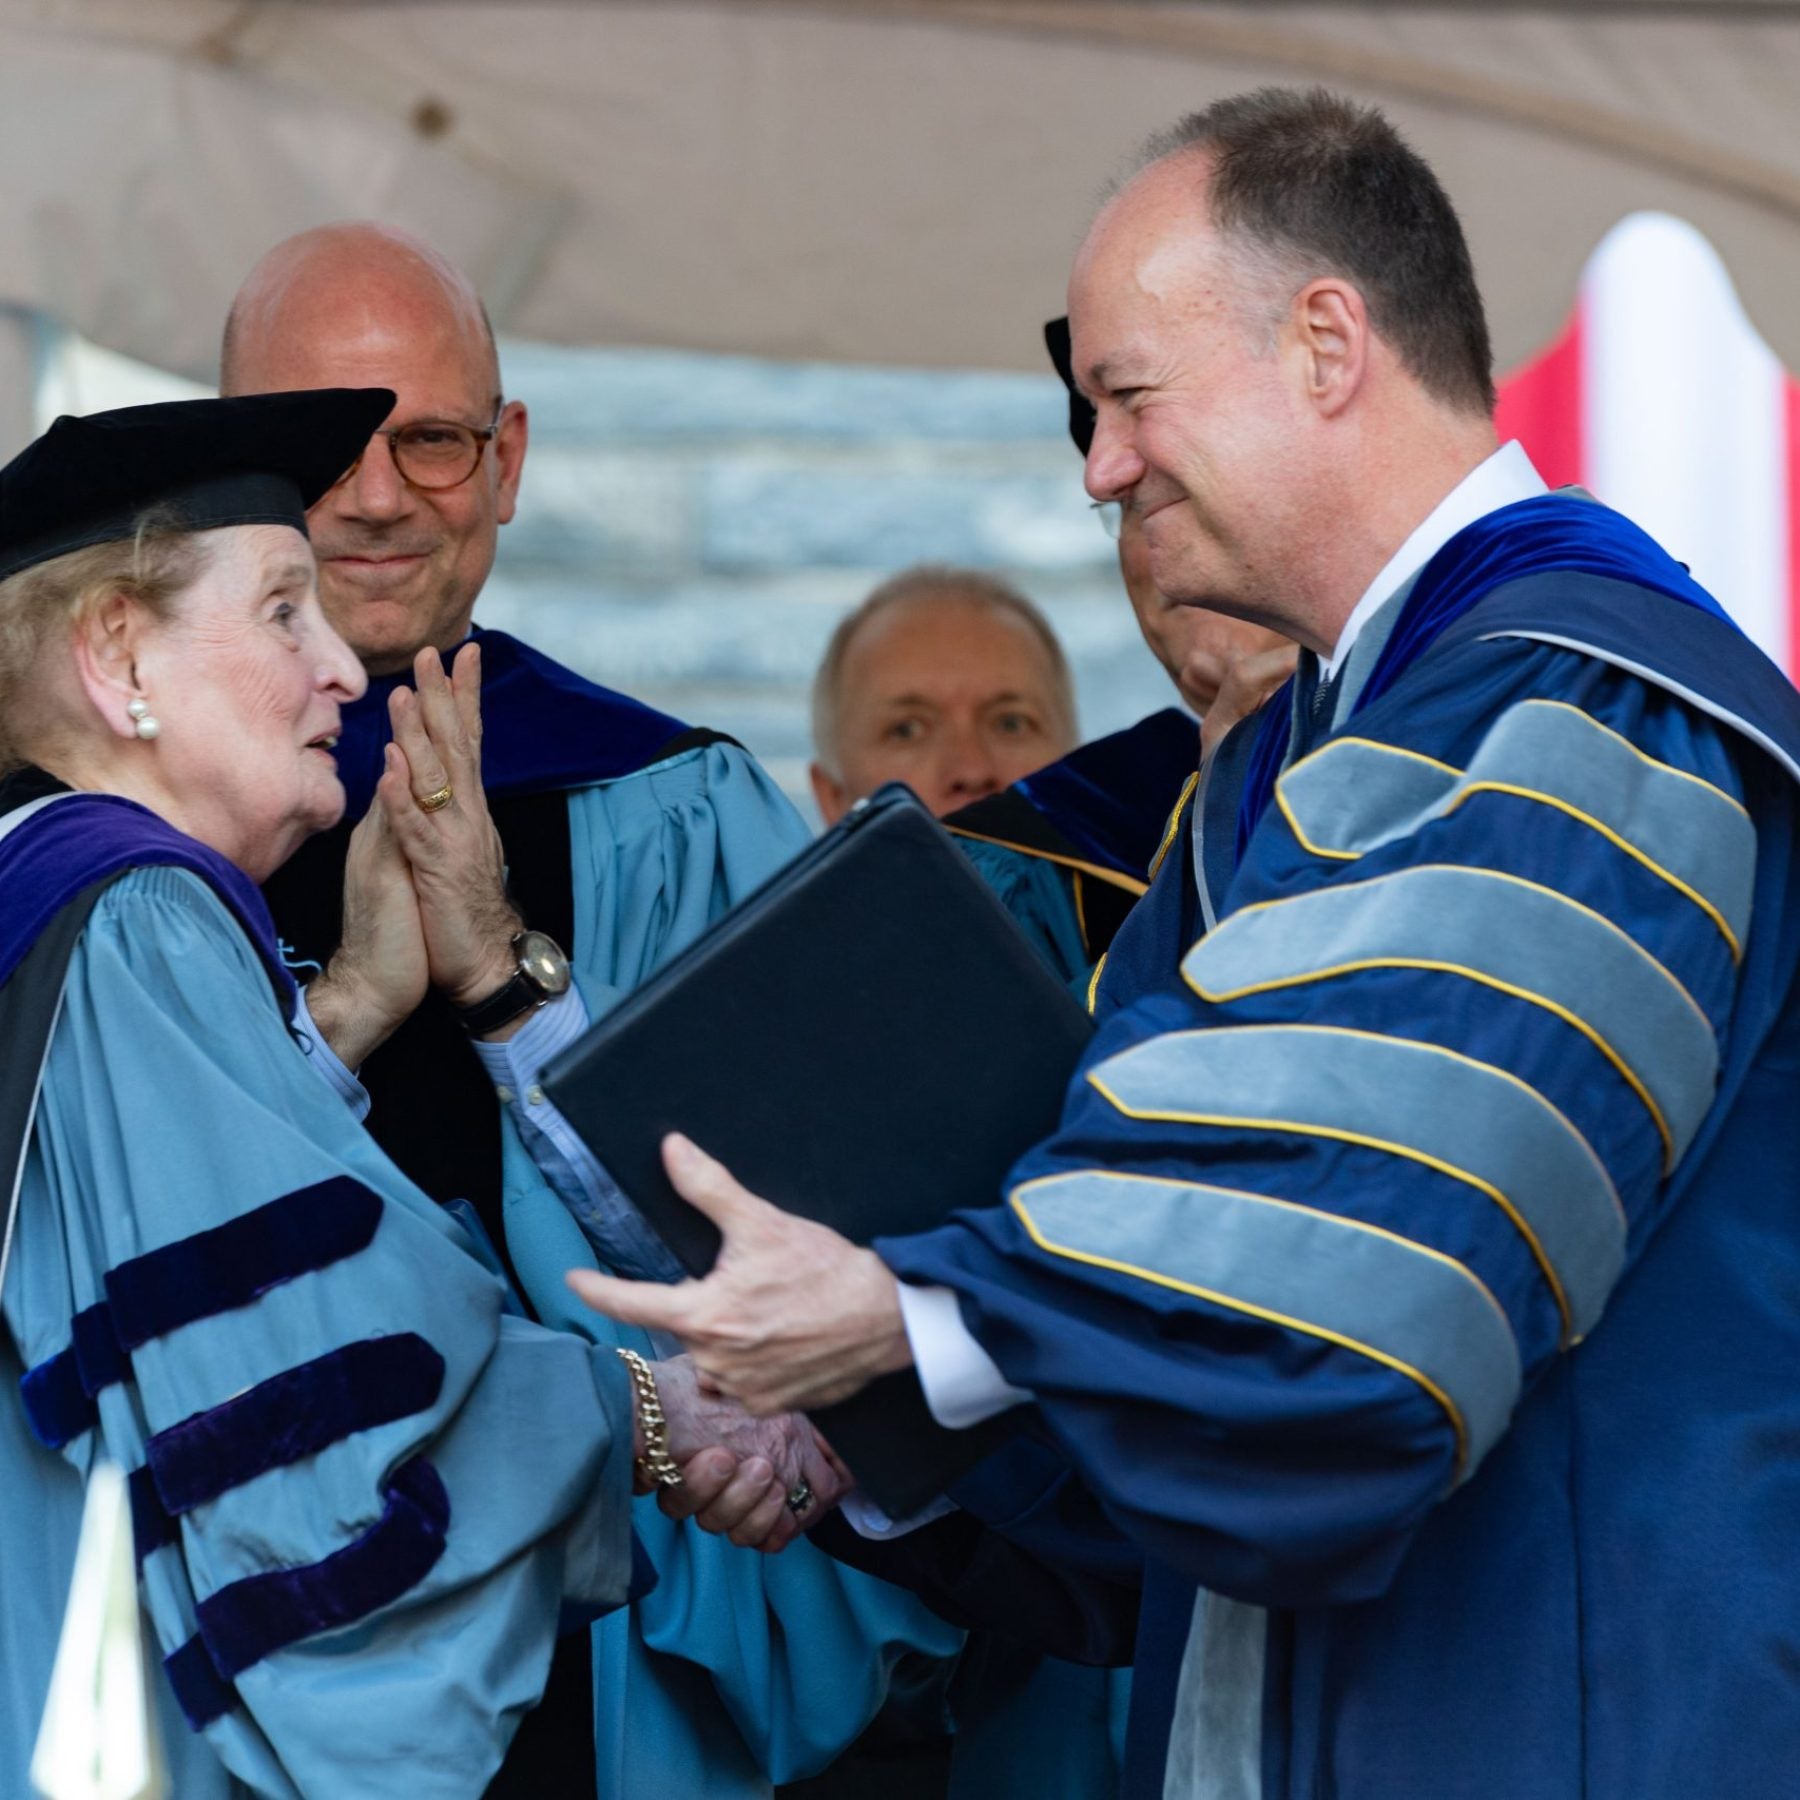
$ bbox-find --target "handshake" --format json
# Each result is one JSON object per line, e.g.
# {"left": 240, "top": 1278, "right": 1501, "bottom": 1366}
{"left": 633, "top": 1354, "right": 852, "bottom": 1555}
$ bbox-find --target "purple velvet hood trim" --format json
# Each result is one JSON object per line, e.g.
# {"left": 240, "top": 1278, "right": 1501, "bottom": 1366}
{"left": 0, "top": 791, "right": 295, "bottom": 1008}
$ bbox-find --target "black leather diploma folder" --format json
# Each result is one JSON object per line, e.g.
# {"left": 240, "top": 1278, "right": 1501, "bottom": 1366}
{"left": 540, "top": 783, "right": 1097, "bottom": 1517}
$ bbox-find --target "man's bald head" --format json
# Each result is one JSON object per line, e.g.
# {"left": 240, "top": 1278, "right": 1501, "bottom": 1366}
{"left": 220, "top": 223, "right": 527, "bottom": 674}
{"left": 221, "top": 222, "right": 499, "bottom": 400}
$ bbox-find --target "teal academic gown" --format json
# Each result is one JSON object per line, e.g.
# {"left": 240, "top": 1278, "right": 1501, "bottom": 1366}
{"left": 1, "top": 865, "right": 640, "bottom": 1798}
{"left": 489, "top": 744, "right": 965, "bottom": 1797}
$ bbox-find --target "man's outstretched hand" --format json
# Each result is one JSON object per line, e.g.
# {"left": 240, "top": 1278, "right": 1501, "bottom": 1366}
{"left": 571, "top": 1135, "right": 913, "bottom": 1417}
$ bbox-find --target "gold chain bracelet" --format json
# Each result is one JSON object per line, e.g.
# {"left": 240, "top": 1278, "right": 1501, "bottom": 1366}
{"left": 615, "top": 1348, "right": 685, "bottom": 1489}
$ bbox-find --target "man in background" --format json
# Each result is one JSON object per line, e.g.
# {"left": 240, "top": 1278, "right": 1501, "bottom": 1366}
{"left": 809, "top": 565, "right": 1077, "bottom": 823}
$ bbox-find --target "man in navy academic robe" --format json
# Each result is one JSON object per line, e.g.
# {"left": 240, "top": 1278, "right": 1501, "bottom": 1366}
{"left": 577, "top": 88, "right": 1800, "bottom": 1797}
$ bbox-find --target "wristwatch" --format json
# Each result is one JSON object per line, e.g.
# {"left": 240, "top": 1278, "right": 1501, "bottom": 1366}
{"left": 454, "top": 929, "right": 572, "bottom": 1035}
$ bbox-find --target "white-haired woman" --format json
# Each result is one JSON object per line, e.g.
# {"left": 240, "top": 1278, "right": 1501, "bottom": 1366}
{"left": 0, "top": 393, "right": 798, "bottom": 1798}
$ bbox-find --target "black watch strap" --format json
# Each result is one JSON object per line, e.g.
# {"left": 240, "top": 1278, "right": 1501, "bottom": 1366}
{"left": 455, "top": 973, "right": 545, "bottom": 1037}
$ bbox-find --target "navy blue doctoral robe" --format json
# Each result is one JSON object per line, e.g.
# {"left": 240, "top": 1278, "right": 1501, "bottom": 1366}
{"left": 880, "top": 495, "right": 1800, "bottom": 1796}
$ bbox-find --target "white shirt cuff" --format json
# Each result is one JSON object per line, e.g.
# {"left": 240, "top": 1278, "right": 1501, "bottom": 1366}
{"left": 841, "top": 1489, "right": 960, "bottom": 1541}
{"left": 897, "top": 1281, "right": 1032, "bottom": 1430}
{"left": 292, "top": 987, "right": 370, "bottom": 1121}
{"left": 468, "top": 985, "right": 591, "bottom": 1101}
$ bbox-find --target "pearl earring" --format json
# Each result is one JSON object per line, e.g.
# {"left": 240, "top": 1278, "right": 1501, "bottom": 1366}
{"left": 126, "top": 697, "right": 160, "bottom": 741}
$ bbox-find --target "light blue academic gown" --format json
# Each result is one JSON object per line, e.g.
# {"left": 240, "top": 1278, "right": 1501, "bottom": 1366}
{"left": 487, "top": 744, "right": 965, "bottom": 1797}
{"left": 954, "top": 836, "right": 1094, "bottom": 993}
{"left": 1, "top": 866, "right": 640, "bottom": 1798}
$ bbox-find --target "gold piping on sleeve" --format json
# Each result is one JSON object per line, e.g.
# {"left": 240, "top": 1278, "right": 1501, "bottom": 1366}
{"left": 1274, "top": 738, "right": 1455, "bottom": 864}
{"left": 1009, "top": 1168, "right": 1483, "bottom": 1478}
{"left": 1088, "top": 1068, "right": 1578, "bottom": 1345}
{"left": 1145, "top": 772, "right": 1200, "bottom": 884}
{"left": 1288, "top": 735, "right": 1458, "bottom": 779}
{"left": 1184, "top": 862, "right": 1711, "bottom": 1171}
{"left": 1102, "top": 1022, "right": 1623, "bottom": 1226}
{"left": 1072, "top": 869, "right": 1092, "bottom": 956}
{"left": 1279, "top": 705, "right": 1747, "bottom": 822}
{"left": 1275, "top": 783, "right": 1359, "bottom": 862}
{"left": 1085, "top": 952, "right": 1108, "bottom": 1015}
{"left": 1440, "top": 782, "right": 1741, "bottom": 961}
{"left": 1185, "top": 953, "right": 1677, "bottom": 1173}
{"left": 1526, "top": 699, "right": 1749, "bottom": 818}
{"left": 1273, "top": 720, "right": 1746, "bottom": 959}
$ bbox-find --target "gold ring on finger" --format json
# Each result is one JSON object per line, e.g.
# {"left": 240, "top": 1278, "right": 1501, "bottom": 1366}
{"left": 415, "top": 782, "right": 454, "bottom": 813}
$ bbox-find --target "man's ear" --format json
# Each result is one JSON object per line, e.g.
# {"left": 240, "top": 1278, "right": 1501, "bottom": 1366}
{"left": 1290, "top": 278, "right": 1368, "bottom": 420}
{"left": 809, "top": 761, "right": 850, "bottom": 827}
{"left": 493, "top": 398, "right": 528, "bottom": 527}
{"left": 72, "top": 590, "right": 152, "bottom": 741}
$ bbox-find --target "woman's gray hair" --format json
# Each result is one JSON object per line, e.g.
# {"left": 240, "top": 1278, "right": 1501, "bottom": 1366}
{"left": 0, "top": 509, "right": 206, "bottom": 776}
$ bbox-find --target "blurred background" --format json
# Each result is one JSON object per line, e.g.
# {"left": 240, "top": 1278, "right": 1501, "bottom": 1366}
{"left": 6, "top": 1, "right": 1798, "bottom": 814}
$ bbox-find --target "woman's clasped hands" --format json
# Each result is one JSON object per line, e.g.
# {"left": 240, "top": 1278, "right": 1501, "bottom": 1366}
{"left": 307, "top": 639, "right": 522, "bottom": 1062}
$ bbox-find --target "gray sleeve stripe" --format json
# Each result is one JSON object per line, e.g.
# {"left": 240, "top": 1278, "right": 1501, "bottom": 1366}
{"left": 1089, "top": 1024, "right": 1626, "bottom": 1343}
{"left": 1011, "top": 1168, "right": 1521, "bottom": 1483}
{"left": 1183, "top": 864, "right": 1718, "bottom": 1172}
{"left": 1275, "top": 700, "right": 1755, "bottom": 958}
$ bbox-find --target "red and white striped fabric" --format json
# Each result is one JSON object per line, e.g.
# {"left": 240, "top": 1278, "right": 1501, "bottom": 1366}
{"left": 1495, "top": 211, "right": 1800, "bottom": 683}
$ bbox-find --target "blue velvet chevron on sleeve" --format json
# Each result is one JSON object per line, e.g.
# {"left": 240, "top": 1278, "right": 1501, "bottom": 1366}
{"left": 2, "top": 867, "right": 637, "bottom": 1799}
{"left": 881, "top": 638, "right": 1757, "bottom": 1609}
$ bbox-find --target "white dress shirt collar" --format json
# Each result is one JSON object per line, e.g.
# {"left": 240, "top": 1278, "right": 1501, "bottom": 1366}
{"left": 1323, "top": 440, "right": 1548, "bottom": 679}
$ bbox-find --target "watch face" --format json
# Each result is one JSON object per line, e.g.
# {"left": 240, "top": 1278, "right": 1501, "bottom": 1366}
{"left": 516, "top": 930, "right": 572, "bottom": 996}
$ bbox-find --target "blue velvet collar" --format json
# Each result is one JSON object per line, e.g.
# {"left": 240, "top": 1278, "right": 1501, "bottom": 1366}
{"left": 1237, "top": 493, "right": 1736, "bottom": 853}
{"left": 948, "top": 707, "right": 1199, "bottom": 886}
{"left": 1012, "top": 707, "right": 1201, "bottom": 881}
{"left": 334, "top": 624, "right": 692, "bottom": 819}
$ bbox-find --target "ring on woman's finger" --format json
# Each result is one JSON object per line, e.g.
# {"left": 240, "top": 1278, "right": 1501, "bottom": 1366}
{"left": 785, "top": 1478, "right": 814, "bottom": 1517}
{"left": 415, "top": 782, "right": 454, "bottom": 813}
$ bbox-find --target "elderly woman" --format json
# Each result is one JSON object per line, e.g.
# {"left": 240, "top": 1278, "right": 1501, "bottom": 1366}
{"left": 0, "top": 393, "right": 810, "bottom": 1798}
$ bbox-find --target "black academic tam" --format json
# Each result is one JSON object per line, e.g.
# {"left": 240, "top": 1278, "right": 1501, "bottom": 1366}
{"left": 0, "top": 388, "right": 395, "bottom": 585}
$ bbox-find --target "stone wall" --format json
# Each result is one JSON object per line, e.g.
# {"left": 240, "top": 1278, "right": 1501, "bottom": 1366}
{"left": 481, "top": 341, "right": 1181, "bottom": 815}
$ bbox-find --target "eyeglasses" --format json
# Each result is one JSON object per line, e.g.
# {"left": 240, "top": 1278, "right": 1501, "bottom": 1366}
{"left": 1091, "top": 500, "right": 1123, "bottom": 542}
{"left": 336, "top": 407, "right": 505, "bottom": 493}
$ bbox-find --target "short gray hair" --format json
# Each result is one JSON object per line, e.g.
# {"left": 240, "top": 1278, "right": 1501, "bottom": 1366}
{"left": 811, "top": 565, "right": 1076, "bottom": 775}
{"left": 1127, "top": 87, "right": 1495, "bottom": 415}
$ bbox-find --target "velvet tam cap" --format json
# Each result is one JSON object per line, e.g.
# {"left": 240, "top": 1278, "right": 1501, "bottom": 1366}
{"left": 0, "top": 387, "right": 396, "bottom": 585}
